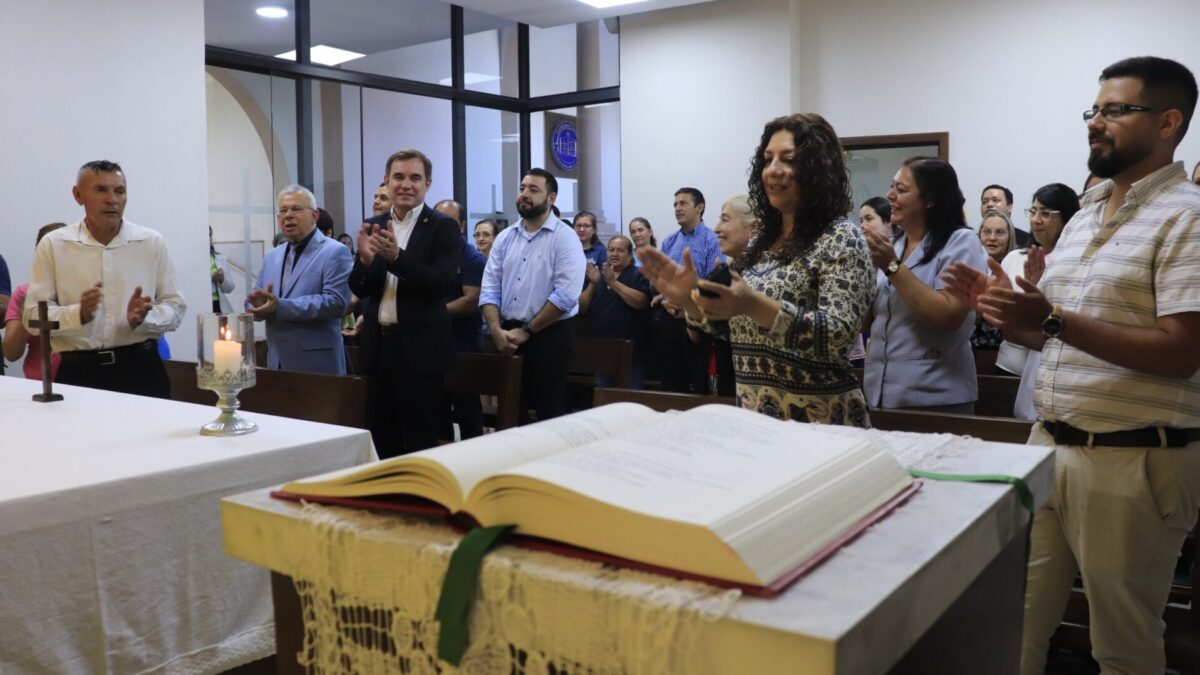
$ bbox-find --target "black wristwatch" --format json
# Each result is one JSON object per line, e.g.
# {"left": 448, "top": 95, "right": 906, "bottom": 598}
{"left": 1041, "top": 306, "right": 1065, "bottom": 339}
{"left": 521, "top": 320, "right": 537, "bottom": 335}
{"left": 883, "top": 259, "right": 902, "bottom": 277}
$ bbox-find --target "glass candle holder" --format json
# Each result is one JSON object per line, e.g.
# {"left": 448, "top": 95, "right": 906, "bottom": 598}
{"left": 196, "top": 313, "right": 258, "bottom": 436}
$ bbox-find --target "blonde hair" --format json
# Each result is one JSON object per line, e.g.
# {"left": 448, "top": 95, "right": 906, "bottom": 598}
{"left": 722, "top": 193, "right": 758, "bottom": 229}
{"left": 979, "top": 210, "right": 1016, "bottom": 258}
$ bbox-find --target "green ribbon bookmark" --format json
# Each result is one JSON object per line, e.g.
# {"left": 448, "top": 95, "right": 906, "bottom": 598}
{"left": 908, "top": 469, "right": 1035, "bottom": 515}
{"left": 434, "top": 524, "right": 515, "bottom": 666}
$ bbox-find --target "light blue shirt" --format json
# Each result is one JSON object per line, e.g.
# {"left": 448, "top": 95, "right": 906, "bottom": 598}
{"left": 660, "top": 221, "right": 723, "bottom": 279}
{"left": 863, "top": 227, "right": 988, "bottom": 408}
{"left": 479, "top": 215, "right": 586, "bottom": 322}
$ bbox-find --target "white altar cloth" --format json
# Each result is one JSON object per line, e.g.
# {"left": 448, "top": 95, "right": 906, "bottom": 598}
{"left": 0, "top": 376, "right": 376, "bottom": 674}
{"left": 225, "top": 423, "right": 1055, "bottom": 674}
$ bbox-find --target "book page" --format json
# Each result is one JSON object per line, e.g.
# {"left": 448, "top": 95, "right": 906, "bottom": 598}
{"left": 416, "top": 402, "right": 660, "bottom": 498}
{"left": 490, "top": 405, "right": 872, "bottom": 527}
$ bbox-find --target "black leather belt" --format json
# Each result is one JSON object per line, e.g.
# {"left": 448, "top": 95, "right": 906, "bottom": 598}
{"left": 379, "top": 324, "right": 400, "bottom": 336}
{"left": 59, "top": 339, "right": 157, "bottom": 366}
{"left": 1042, "top": 420, "right": 1200, "bottom": 448}
{"left": 500, "top": 319, "right": 528, "bottom": 330}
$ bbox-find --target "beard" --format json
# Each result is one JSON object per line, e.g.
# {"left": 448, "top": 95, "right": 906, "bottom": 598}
{"left": 1087, "top": 133, "right": 1152, "bottom": 178}
{"left": 516, "top": 197, "right": 549, "bottom": 220}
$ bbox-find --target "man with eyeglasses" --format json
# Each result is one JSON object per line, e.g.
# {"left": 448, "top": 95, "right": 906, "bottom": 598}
{"left": 247, "top": 184, "right": 352, "bottom": 375}
{"left": 975, "top": 56, "right": 1200, "bottom": 675}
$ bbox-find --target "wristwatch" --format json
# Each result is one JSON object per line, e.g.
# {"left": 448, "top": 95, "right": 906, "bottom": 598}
{"left": 883, "top": 259, "right": 902, "bottom": 277}
{"left": 1041, "top": 306, "right": 1065, "bottom": 339}
{"left": 521, "top": 320, "right": 537, "bottom": 335}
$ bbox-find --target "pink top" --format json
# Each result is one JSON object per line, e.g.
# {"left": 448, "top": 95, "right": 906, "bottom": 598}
{"left": 6, "top": 284, "right": 61, "bottom": 381}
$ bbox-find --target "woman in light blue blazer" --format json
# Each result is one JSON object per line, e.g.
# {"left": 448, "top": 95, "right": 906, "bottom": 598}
{"left": 861, "top": 157, "right": 987, "bottom": 413}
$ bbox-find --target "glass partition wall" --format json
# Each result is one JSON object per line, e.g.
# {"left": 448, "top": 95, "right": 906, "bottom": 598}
{"left": 205, "top": 1, "right": 621, "bottom": 286}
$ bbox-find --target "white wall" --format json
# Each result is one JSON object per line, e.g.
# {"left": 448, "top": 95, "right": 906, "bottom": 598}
{"left": 621, "top": 0, "right": 1200, "bottom": 235}
{"left": 360, "top": 89, "right": 455, "bottom": 214}
{"left": 0, "top": 0, "right": 210, "bottom": 363}
{"left": 620, "top": 0, "right": 796, "bottom": 233}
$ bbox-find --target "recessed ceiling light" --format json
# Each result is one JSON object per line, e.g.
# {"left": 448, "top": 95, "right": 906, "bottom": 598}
{"left": 275, "top": 45, "right": 365, "bottom": 67}
{"left": 255, "top": 7, "right": 289, "bottom": 19}
{"left": 577, "top": 0, "right": 649, "bottom": 7}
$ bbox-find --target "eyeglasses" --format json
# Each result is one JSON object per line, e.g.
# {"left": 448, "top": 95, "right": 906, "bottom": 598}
{"left": 1024, "top": 207, "right": 1062, "bottom": 220}
{"left": 276, "top": 206, "right": 310, "bottom": 216}
{"left": 1082, "top": 103, "right": 1158, "bottom": 122}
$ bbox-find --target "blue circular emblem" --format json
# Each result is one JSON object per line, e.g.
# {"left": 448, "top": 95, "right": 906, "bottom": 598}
{"left": 550, "top": 120, "right": 578, "bottom": 172}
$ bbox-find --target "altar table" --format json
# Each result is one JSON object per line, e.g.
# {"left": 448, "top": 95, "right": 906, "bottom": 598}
{"left": 223, "top": 424, "right": 1053, "bottom": 674}
{"left": 0, "top": 376, "right": 375, "bottom": 674}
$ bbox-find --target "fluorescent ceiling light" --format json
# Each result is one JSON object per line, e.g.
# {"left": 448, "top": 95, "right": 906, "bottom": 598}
{"left": 255, "top": 7, "right": 289, "bottom": 19}
{"left": 275, "top": 45, "right": 365, "bottom": 67}
{"left": 577, "top": 0, "right": 649, "bottom": 7}
{"left": 438, "top": 72, "right": 502, "bottom": 86}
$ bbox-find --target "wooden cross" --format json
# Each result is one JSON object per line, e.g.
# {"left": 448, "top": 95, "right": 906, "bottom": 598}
{"left": 30, "top": 301, "right": 63, "bottom": 403}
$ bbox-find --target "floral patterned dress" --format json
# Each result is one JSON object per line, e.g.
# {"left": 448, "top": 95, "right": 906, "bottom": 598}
{"left": 690, "top": 220, "right": 875, "bottom": 427}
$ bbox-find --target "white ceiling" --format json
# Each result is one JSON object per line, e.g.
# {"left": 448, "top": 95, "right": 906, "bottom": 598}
{"left": 436, "top": 0, "right": 720, "bottom": 28}
{"left": 205, "top": 0, "right": 720, "bottom": 57}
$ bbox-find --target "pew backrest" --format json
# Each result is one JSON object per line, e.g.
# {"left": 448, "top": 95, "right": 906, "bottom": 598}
{"left": 572, "top": 337, "right": 634, "bottom": 388}
{"left": 165, "top": 359, "right": 368, "bottom": 428}
{"left": 444, "top": 352, "right": 523, "bottom": 431}
{"left": 593, "top": 387, "right": 1033, "bottom": 444}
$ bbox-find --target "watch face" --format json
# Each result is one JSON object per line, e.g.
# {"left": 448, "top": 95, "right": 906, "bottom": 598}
{"left": 1042, "top": 315, "right": 1064, "bottom": 337}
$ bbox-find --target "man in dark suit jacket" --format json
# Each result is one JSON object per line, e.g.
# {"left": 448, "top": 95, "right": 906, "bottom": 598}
{"left": 352, "top": 148, "right": 461, "bottom": 458}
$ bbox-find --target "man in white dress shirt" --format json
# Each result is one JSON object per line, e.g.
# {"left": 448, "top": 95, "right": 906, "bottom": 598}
{"left": 25, "top": 160, "right": 185, "bottom": 398}
{"left": 350, "top": 149, "right": 461, "bottom": 457}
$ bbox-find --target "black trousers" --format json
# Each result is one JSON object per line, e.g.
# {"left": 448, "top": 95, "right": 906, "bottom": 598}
{"left": 56, "top": 340, "right": 171, "bottom": 399}
{"left": 505, "top": 318, "right": 573, "bottom": 422}
{"left": 367, "top": 333, "right": 443, "bottom": 460}
{"left": 653, "top": 312, "right": 708, "bottom": 394}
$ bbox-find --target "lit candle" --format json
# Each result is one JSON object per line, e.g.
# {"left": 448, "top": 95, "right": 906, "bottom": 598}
{"left": 213, "top": 327, "right": 241, "bottom": 376}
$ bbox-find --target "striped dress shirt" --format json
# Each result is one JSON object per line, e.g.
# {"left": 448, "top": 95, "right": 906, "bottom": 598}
{"left": 1034, "top": 161, "right": 1200, "bottom": 432}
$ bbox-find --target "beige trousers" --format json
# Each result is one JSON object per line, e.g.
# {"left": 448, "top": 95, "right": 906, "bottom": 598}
{"left": 1020, "top": 423, "right": 1200, "bottom": 675}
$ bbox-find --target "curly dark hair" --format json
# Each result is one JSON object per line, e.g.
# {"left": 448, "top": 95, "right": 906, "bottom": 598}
{"left": 743, "top": 113, "right": 852, "bottom": 269}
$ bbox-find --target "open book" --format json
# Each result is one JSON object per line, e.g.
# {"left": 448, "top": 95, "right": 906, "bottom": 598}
{"left": 276, "top": 403, "right": 917, "bottom": 596}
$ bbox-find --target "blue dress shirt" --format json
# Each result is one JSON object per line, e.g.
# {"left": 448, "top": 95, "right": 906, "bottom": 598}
{"left": 660, "top": 221, "right": 723, "bottom": 279}
{"left": 479, "top": 215, "right": 586, "bottom": 322}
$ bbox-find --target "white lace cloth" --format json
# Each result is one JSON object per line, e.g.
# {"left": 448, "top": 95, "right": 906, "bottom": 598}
{"left": 290, "top": 503, "right": 741, "bottom": 674}
{"left": 284, "top": 428, "right": 996, "bottom": 674}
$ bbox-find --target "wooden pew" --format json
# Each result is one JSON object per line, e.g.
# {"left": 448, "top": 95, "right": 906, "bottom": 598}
{"left": 164, "top": 359, "right": 368, "bottom": 428}
{"left": 566, "top": 337, "right": 634, "bottom": 411}
{"left": 871, "top": 409, "right": 1032, "bottom": 444}
{"left": 973, "top": 374, "right": 1021, "bottom": 418}
{"left": 974, "top": 348, "right": 999, "bottom": 374}
{"left": 443, "top": 352, "right": 523, "bottom": 432}
{"left": 571, "top": 336, "right": 634, "bottom": 388}
{"left": 591, "top": 388, "right": 1033, "bottom": 443}
{"left": 853, "top": 368, "right": 1022, "bottom": 419}
{"left": 593, "top": 387, "right": 732, "bottom": 411}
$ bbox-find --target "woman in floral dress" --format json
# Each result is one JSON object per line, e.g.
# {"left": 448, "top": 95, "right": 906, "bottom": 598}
{"left": 639, "top": 113, "right": 875, "bottom": 427}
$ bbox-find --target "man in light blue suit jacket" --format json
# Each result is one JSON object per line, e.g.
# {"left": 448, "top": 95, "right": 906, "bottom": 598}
{"left": 247, "top": 185, "right": 352, "bottom": 374}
